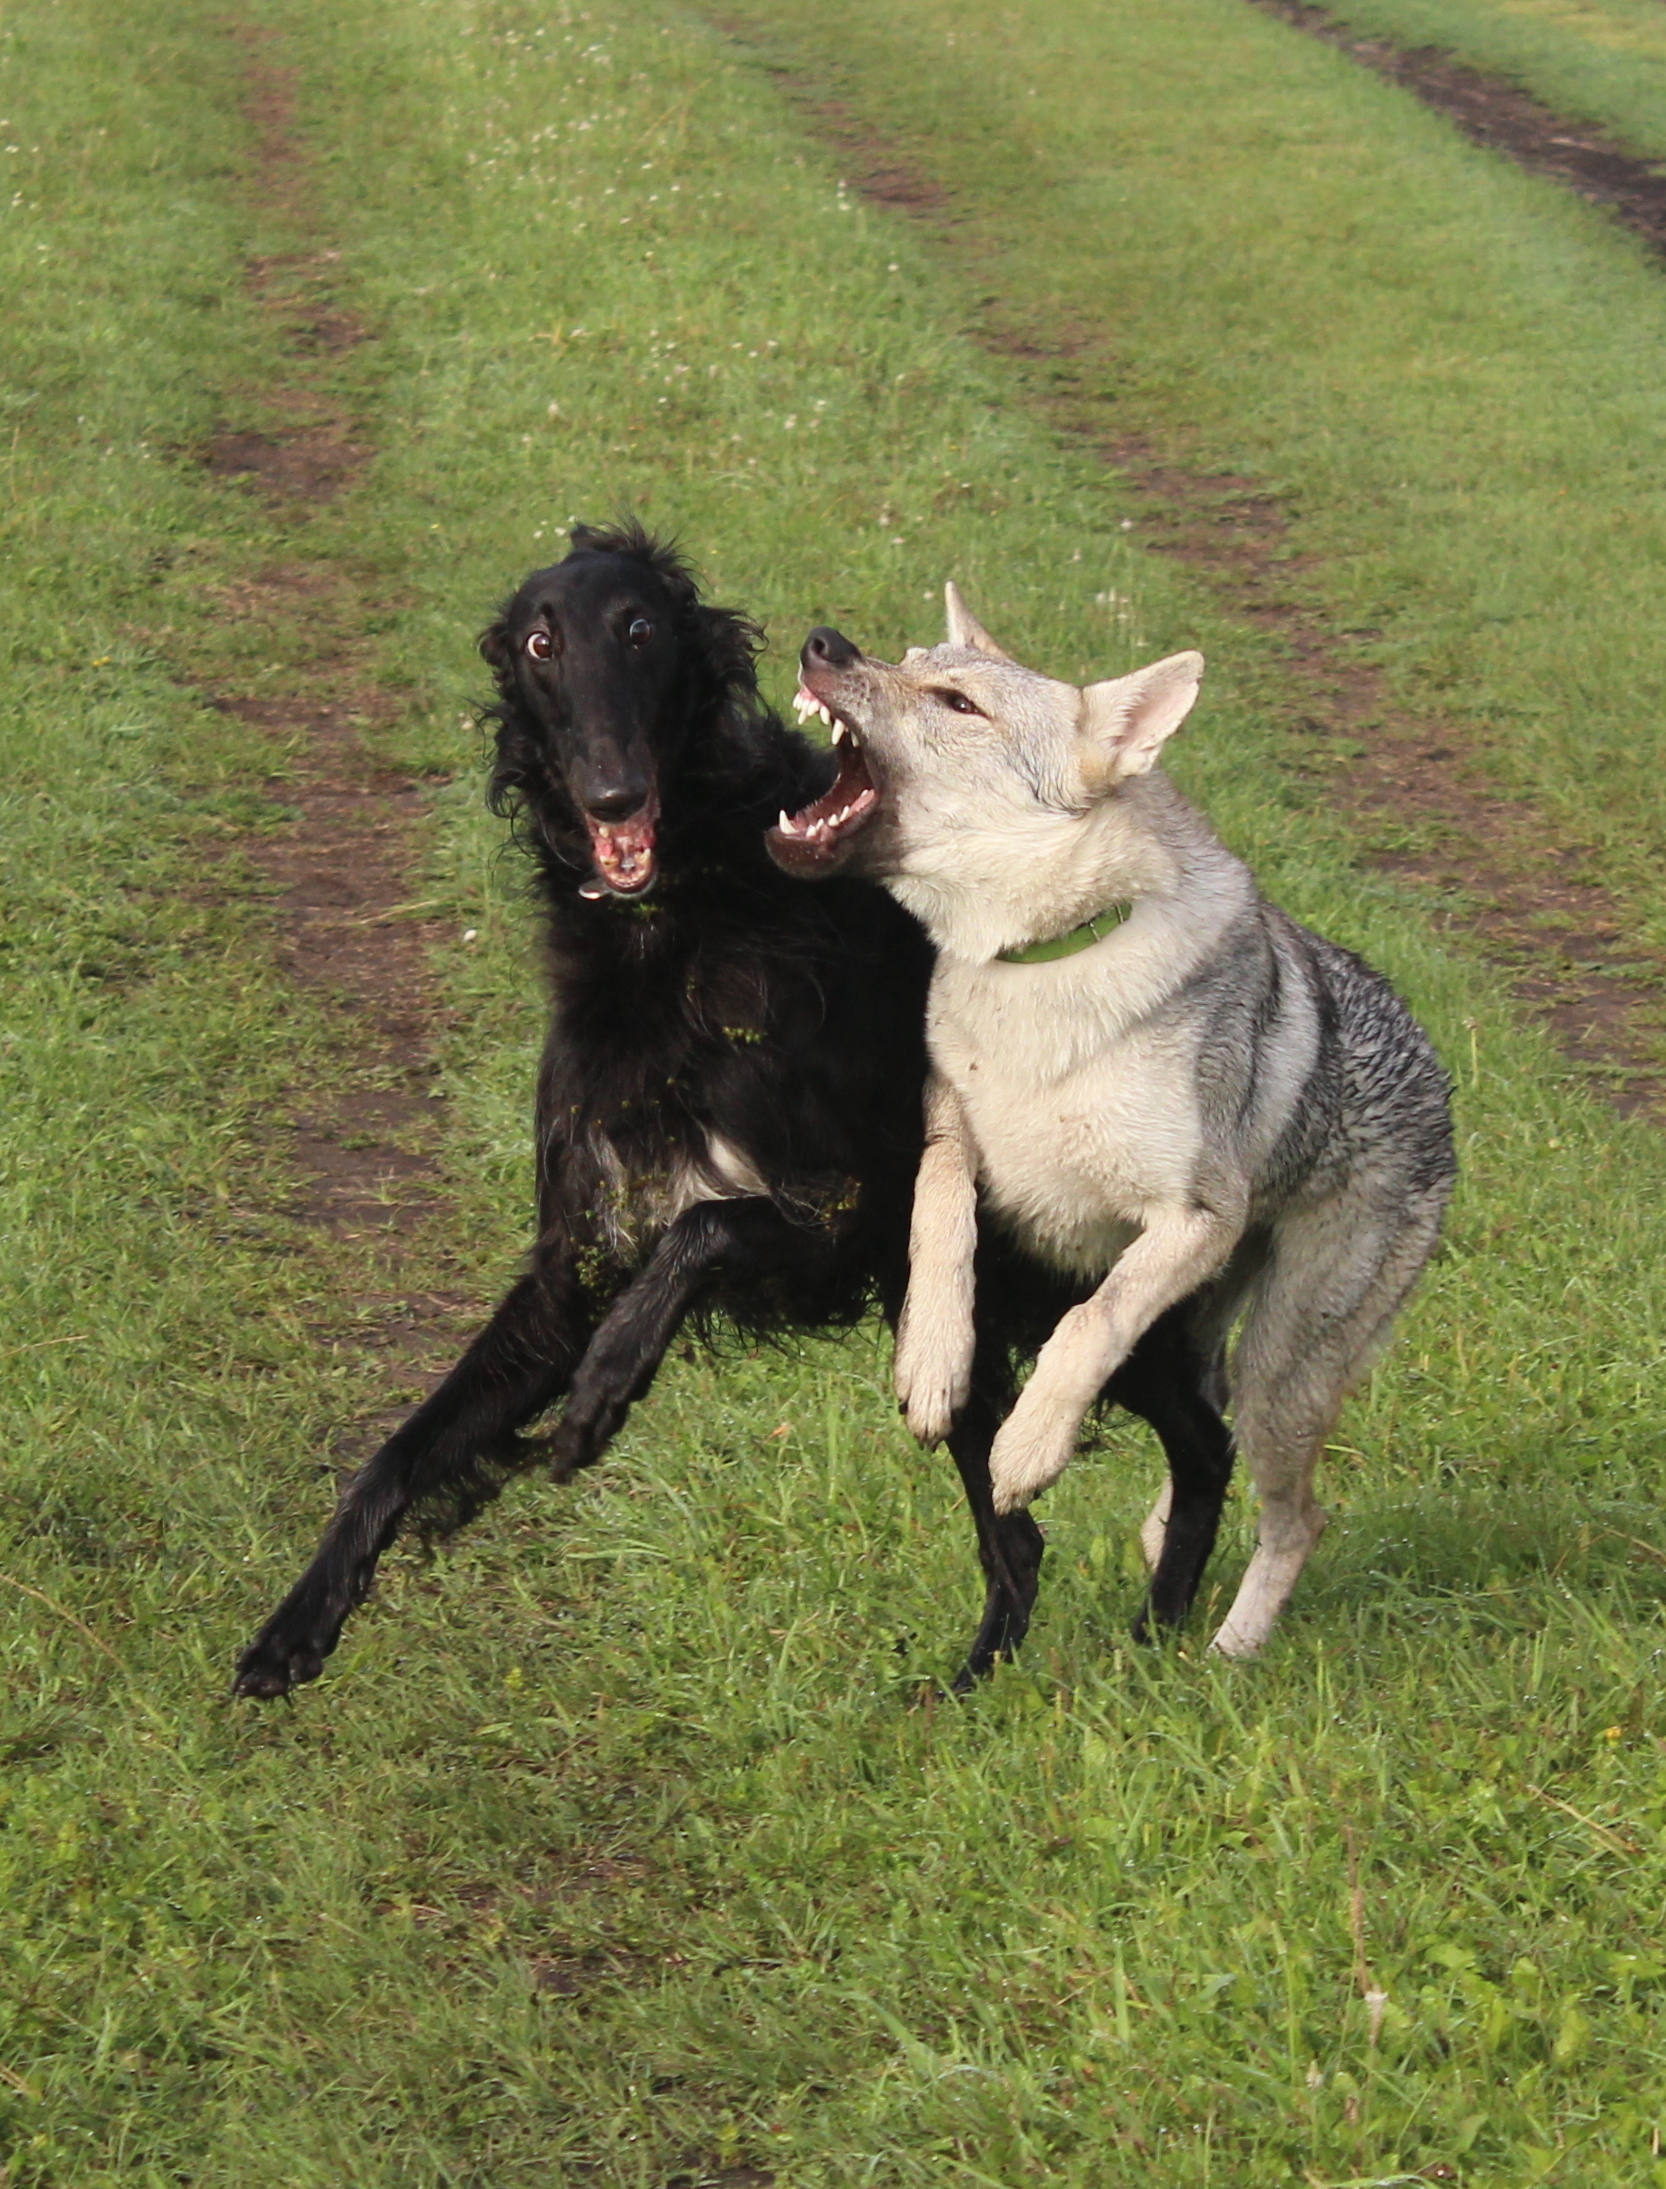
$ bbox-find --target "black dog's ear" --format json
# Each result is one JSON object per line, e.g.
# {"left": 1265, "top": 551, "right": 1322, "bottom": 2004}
{"left": 478, "top": 617, "right": 518, "bottom": 697}
{"left": 694, "top": 600, "right": 764, "bottom": 693}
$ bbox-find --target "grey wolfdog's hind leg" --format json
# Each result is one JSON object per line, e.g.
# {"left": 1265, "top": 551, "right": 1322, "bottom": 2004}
{"left": 1211, "top": 1197, "right": 1446, "bottom": 1659}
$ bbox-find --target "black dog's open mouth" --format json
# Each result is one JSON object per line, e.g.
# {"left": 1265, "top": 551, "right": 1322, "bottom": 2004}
{"left": 767, "top": 687, "right": 881, "bottom": 874}
{"left": 580, "top": 793, "right": 660, "bottom": 899}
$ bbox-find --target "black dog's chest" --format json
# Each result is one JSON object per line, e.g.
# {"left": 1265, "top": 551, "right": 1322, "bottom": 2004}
{"left": 543, "top": 944, "right": 779, "bottom": 1187}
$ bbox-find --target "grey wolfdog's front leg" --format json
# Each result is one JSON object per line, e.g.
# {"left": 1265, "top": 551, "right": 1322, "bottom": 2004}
{"left": 988, "top": 1206, "right": 1240, "bottom": 1514}
{"left": 893, "top": 1072, "right": 978, "bottom": 1444}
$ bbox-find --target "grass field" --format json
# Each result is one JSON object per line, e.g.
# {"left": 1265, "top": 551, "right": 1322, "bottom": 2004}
{"left": 3, "top": 0, "right": 1666, "bottom": 2181}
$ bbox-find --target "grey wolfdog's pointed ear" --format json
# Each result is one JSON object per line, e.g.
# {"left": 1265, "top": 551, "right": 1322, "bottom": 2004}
{"left": 1077, "top": 651, "right": 1204, "bottom": 793}
{"left": 944, "top": 581, "right": 1015, "bottom": 662}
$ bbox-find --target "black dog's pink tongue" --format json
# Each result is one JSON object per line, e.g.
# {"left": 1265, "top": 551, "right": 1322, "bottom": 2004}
{"left": 584, "top": 807, "right": 657, "bottom": 896}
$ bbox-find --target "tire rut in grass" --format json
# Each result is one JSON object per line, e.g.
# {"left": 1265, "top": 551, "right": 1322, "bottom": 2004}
{"left": 1089, "top": 437, "right": 1666, "bottom": 1116}
{"left": 1250, "top": 0, "right": 1666, "bottom": 262}
{"left": 204, "top": 32, "right": 476, "bottom": 1436}
{"left": 718, "top": 25, "right": 1666, "bottom": 1118}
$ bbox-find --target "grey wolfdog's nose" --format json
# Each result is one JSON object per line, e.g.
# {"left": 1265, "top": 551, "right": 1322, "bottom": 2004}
{"left": 802, "top": 626, "right": 861, "bottom": 671}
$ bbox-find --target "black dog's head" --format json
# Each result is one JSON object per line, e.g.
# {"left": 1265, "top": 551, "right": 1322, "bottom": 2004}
{"left": 482, "top": 521, "right": 763, "bottom": 900}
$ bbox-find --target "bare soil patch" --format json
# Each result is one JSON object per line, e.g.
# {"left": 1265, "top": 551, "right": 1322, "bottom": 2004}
{"left": 1252, "top": 0, "right": 1666, "bottom": 261}
{"left": 194, "top": 33, "right": 479, "bottom": 1424}
{"left": 204, "top": 422, "right": 371, "bottom": 501}
{"left": 717, "top": 20, "right": 1666, "bottom": 1116}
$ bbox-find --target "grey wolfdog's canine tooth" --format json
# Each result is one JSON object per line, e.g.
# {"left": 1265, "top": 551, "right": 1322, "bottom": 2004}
{"left": 768, "top": 587, "right": 1455, "bottom": 1659}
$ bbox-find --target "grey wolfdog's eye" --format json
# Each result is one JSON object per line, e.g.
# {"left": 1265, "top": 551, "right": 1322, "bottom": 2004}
{"left": 936, "top": 688, "right": 983, "bottom": 716}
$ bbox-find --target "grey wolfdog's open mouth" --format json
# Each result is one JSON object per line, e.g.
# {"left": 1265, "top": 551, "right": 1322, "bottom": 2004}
{"left": 579, "top": 793, "right": 660, "bottom": 899}
{"left": 766, "top": 685, "right": 881, "bottom": 875}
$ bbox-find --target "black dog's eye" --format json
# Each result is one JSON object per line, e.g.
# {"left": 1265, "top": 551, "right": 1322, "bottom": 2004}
{"left": 627, "top": 617, "right": 653, "bottom": 649}
{"left": 936, "top": 688, "right": 983, "bottom": 716}
{"left": 526, "top": 628, "right": 558, "bottom": 662}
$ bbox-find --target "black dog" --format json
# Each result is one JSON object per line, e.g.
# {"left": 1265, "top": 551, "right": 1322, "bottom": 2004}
{"left": 234, "top": 525, "right": 1232, "bottom": 1700}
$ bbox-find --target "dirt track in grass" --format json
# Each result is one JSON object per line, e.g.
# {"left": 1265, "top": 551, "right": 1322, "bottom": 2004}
{"left": 719, "top": 20, "right": 1666, "bottom": 1119}
{"left": 1252, "top": 0, "right": 1666, "bottom": 260}
{"left": 200, "top": 33, "right": 476, "bottom": 1443}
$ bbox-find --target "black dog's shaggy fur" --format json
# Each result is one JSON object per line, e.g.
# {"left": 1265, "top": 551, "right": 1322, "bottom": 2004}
{"left": 234, "top": 525, "right": 1230, "bottom": 1699}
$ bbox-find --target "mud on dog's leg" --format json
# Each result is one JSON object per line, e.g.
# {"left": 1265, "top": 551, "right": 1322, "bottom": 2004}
{"left": 549, "top": 1197, "right": 825, "bottom": 1476}
{"left": 989, "top": 1209, "right": 1239, "bottom": 1514}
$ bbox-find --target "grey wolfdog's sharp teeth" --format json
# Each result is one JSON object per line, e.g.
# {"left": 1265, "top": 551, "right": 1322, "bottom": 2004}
{"left": 777, "top": 808, "right": 801, "bottom": 836}
{"left": 831, "top": 719, "right": 848, "bottom": 746}
{"left": 817, "top": 702, "right": 834, "bottom": 727}
{"left": 792, "top": 692, "right": 815, "bottom": 721}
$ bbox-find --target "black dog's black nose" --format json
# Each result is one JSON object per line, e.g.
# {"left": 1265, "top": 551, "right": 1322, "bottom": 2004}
{"left": 583, "top": 779, "right": 650, "bottom": 821}
{"left": 802, "top": 626, "right": 861, "bottom": 672}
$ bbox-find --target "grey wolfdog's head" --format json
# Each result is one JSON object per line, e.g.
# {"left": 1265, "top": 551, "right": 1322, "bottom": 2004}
{"left": 765, "top": 585, "right": 1204, "bottom": 955}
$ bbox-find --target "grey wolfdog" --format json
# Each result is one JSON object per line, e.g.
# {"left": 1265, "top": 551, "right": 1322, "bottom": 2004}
{"left": 767, "top": 586, "right": 1455, "bottom": 1658}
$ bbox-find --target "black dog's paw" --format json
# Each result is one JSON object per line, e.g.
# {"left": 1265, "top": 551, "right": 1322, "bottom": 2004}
{"left": 544, "top": 1417, "right": 595, "bottom": 1482}
{"left": 232, "top": 1624, "right": 331, "bottom": 1700}
{"left": 545, "top": 1394, "right": 626, "bottom": 1481}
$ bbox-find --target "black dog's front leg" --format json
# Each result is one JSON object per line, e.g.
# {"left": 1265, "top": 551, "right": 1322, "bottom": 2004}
{"left": 234, "top": 1270, "right": 588, "bottom": 1698}
{"left": 547, "top": 1196, "right": 808, "bottom": 1478}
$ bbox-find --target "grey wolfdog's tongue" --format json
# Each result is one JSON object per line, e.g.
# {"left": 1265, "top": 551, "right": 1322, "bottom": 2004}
{"left": 582, "top": 803, "right": 658, "bottom": 897}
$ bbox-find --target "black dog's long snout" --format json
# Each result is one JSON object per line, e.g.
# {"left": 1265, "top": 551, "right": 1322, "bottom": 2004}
{"left": 802, "top": 626, "right": 862, "bottom": 673}
{"left": 578, "top": 758, "right": 652, "bottom": 820}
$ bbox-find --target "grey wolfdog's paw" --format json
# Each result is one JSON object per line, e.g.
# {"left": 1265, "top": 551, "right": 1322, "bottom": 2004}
{"left": 893, "top": 1304, "right": 973, "bottom": 1445}
{"left": 988, "top": 1398, "right": 1079, "bottom": 1515}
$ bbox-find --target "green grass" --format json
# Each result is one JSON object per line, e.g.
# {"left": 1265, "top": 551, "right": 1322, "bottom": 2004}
{"left": 4, "top": 0, "right": 1666, "bottom": 2180}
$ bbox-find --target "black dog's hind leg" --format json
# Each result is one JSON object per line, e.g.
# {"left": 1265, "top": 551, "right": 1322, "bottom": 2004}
{"left": 942, "top": 1305, "right": 1233, "bottom": 1688}
{"left": 1111, "top": 1304, "right": 1235, "bottom": 1642}
{"left": 943, "top": 1367, "right": 1047, "bottom": 1692}
{"left": 234, "top": 1271, "right": 589, "bottom": 1698}
{"left": 547, "top": 1197, "right": 821, "bottom": 1478}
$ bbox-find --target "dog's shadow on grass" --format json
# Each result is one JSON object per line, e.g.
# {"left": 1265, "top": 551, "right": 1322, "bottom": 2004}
{"left": 1035, "top": 1469, "right": 1666, "bottom": 1669}
{"left": 1280, "top": 1488, "right": 1666, "bottom": 1635}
